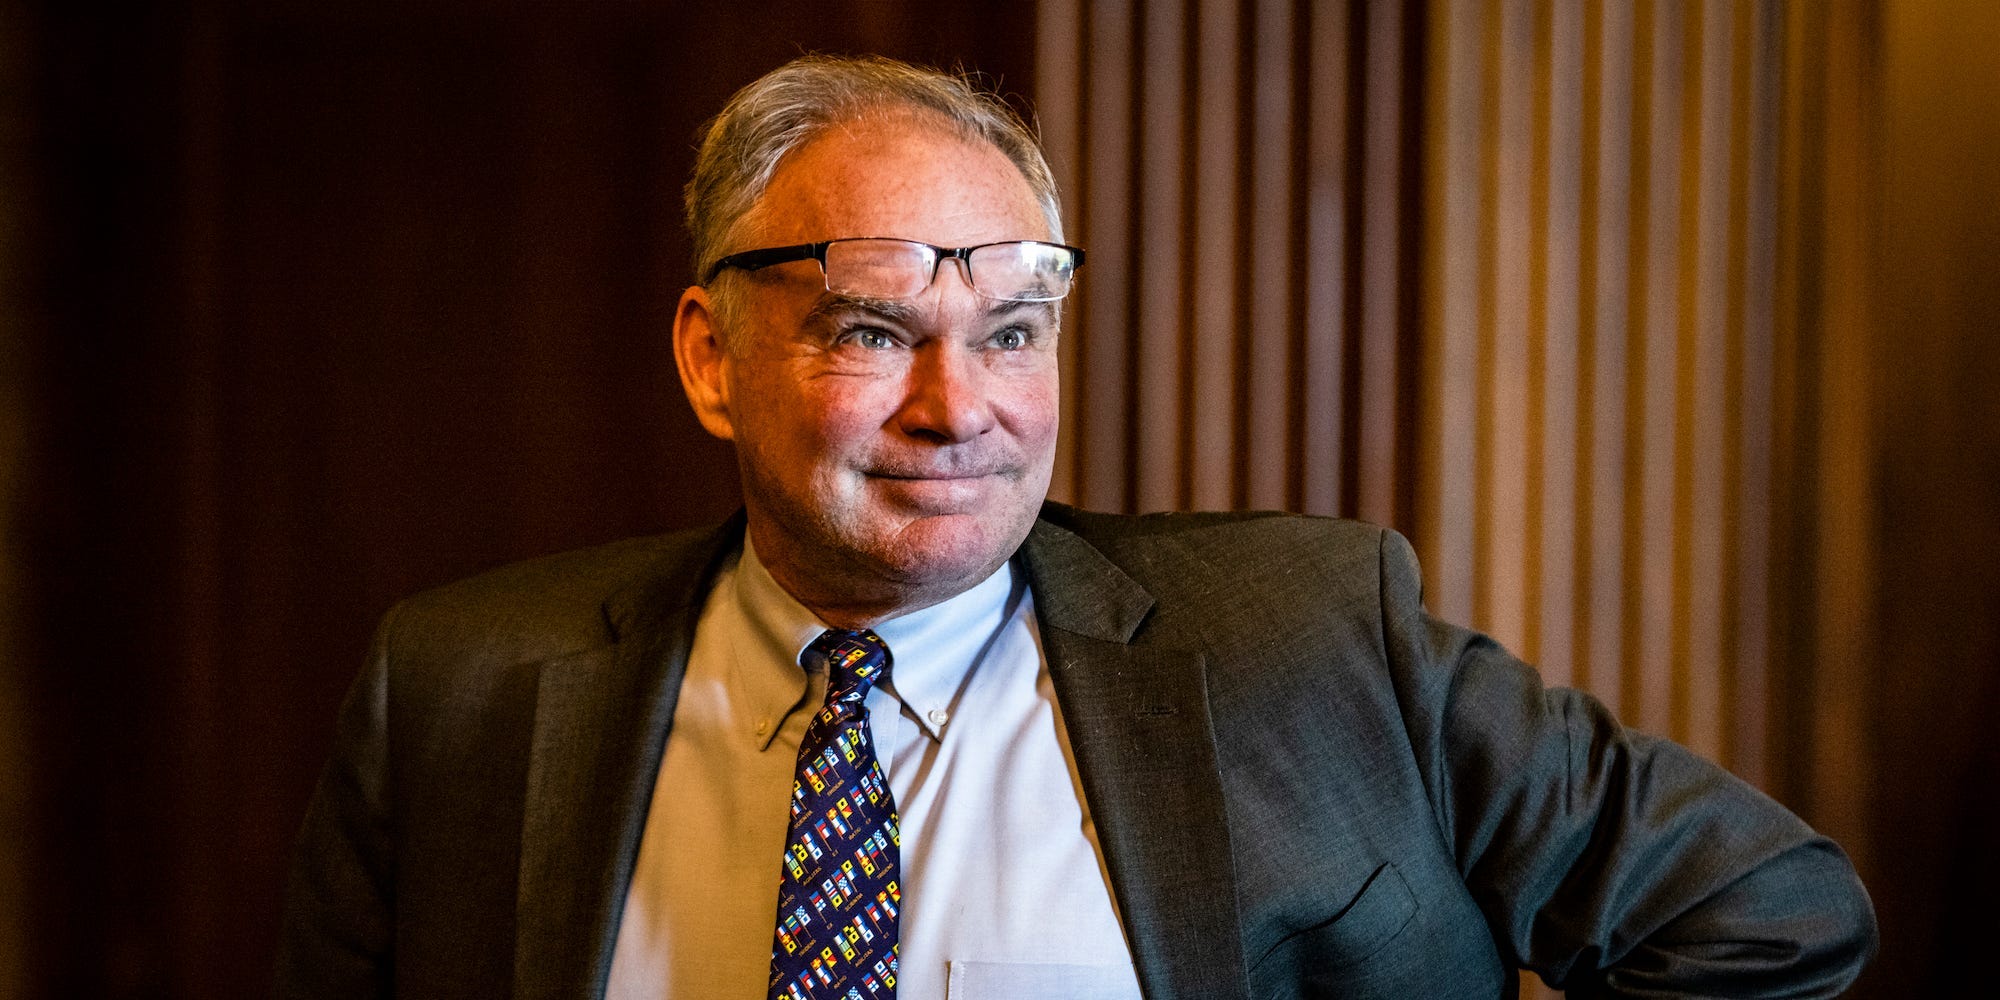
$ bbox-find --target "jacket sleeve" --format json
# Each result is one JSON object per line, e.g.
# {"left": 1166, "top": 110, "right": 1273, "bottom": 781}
{"left": 1373, "top": 529, "right": 1877, "bottom": 998}
{"left": 272, "top": 604, "right": 399, "bottom": 999}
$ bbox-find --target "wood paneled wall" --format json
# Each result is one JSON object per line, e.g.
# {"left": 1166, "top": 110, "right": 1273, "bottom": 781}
{"left": 1040, "top": 4, "right": 2000, "bottom": 995}
{"left": 1039, "top": 0, "right": 1424, "bottom": 527}
{"left": 1038, "top": 0, "right": 1784, "bottom": 783}
{"left": 1033, "top": 5, "right": 1932, "bottom": 995}
{"left": 1423, "top": 0, "right": 1785, "bottom": 779}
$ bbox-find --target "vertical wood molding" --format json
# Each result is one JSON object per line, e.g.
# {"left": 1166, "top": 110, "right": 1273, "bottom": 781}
{"left": 1421, "top": 0, "right": 1479, "bottom": 622}
{"left": 1356, "top": 1, "right": 1419, "bottom": 529}
{"left": 1188, "top": 0, "right": 1241, "bottom": 510}
{"left": 1245, "top": 0, "right": 1298, "bottom": 510}
{"left": 1133, "top": 0, "right": 1189, "bottom": 512}
{"left": 1297, "top": 0, "right": 1352, "bottom": 517}
{"left": 1771, "top": 0, "right": 1879, "bottom": 878}
{"left": 1036, "top": 0, "right": 1084, "bottom": 504}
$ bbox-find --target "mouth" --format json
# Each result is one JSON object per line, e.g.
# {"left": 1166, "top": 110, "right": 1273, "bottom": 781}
{"left": 865, "top": 467, "right": 1011, "bottom": 511}
{"left": 867, "top": 463, "right": 1011, "bottom": 482}
{"left": 873, "top": 471, "right": 996, "bottom": 482}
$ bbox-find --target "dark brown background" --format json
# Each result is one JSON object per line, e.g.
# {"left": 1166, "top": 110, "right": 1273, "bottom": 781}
{"left": 3, "top": 1, "right": 1995, "bottom": 998}
{"left": 4, "top": 2, "right": 1033, "bottom": 996}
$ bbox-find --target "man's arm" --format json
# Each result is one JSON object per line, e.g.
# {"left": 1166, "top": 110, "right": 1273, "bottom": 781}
{"left": 1374, "top": 529, "right": 1877, "bottom": 997}
{"left": 273, "top": 605, "right": 398, "bottom": 998}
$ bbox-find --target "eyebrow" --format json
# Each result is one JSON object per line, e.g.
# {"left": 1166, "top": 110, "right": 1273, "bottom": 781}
{"left": 984, "top": 298, "right": 1061, "bottom": 325}
{"left": 802, "top": 294, "right": 1059, "bottom": 328}
{"left": 803, "top": 294, "right": 924, "bottom": 328}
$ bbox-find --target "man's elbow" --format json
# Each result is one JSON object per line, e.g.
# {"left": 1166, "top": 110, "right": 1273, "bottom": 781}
{"left": 1794, "top": 839, "right": 1879, "bottom": 993}
{"left": 1700, "top": 837, "right": 1879, "bottom": 998}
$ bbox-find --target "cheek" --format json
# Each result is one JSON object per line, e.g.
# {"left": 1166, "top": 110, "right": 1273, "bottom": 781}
{"left": 803, "top": 382, "right": 895, "bottom": 451}
{"left": 758, "top": 378, "right": 901, "bottom": 477}
{"left": 1001, "top": 369, "right": 1061, "bottom": 447}
{"left": 727, "top": 372, "right": 820, "bottom": 477}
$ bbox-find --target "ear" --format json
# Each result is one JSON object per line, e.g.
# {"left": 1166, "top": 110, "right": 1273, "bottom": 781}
{"left": 672, "top": 284, "right": 737, "bottom": 441}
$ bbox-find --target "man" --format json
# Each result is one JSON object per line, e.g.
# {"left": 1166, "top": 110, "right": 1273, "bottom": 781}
{"left": 277, "top": 55, "right": 1875, "bottom": 999}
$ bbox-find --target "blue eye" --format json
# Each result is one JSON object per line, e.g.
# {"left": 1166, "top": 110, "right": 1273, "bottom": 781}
{"left": 843, "top": 328, "right": 894, "bottom": 349}
{"left": 991, "top": 327, "right": 1029, "bottom": 350}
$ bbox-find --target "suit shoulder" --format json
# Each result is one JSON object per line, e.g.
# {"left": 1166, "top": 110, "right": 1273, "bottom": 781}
{"left": 382, "top": 527, "right": 725, "bottom": 667}
{"left": 1034, "top": 502, "right": 1402, "bottom": 621}
{"left": 1039, "top": 501, "right": 1387, "bottom": 561}
{"left": 1029, "top": 504, "right": 1408, "bottom": 658}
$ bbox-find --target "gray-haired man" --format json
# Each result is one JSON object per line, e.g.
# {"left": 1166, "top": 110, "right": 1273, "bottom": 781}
{"left": 278, "top": 54, "right": 1874, "bottom": 1000}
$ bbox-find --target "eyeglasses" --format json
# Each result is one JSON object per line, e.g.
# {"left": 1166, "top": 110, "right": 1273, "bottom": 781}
{"left": 703, "top": 237, "right": 1085, "bottom": 303}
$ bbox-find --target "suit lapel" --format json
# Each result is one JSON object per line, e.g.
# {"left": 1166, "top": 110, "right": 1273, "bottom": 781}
{"left": 512, "top": 521, "right": 741, "bottom": 999}
{"left": 1022, "top": 517, "right": 1250, "bottom": 1000}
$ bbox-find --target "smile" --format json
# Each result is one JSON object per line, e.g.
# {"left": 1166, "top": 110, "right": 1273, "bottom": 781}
{"left": 868, "top": 465, "right": 1010, "bottom": 481}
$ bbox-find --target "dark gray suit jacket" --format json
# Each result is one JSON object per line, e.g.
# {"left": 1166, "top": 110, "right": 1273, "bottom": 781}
{"left": 276, "top": 504, "right": 1875, "bottom": 998}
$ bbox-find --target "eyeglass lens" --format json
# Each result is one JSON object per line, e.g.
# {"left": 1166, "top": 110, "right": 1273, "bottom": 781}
{"left": 822, "top": 239, "right": 1075, "bottom": 302}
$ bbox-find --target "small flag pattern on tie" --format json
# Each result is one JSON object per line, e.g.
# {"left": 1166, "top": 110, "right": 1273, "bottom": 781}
{"left": 769, "top": 629, "right": 901, "bottom": 1000}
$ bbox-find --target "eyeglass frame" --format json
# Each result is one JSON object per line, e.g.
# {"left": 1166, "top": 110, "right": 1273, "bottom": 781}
{"left": 700, "top": 237, "right": 1086, "bottom": 302}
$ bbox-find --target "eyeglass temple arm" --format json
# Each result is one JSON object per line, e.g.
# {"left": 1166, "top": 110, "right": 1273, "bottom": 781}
{"left": 701, "top": 242, "right": 830, "bottom": 284}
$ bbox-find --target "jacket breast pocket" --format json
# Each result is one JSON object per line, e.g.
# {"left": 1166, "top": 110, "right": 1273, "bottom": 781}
{"left": 1248, "top": 861, "right": 1420, "bottom": 997}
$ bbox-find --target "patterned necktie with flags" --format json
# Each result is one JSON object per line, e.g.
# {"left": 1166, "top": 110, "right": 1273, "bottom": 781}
{"left": 769, "top": 628, "right": 901, "bottom": 1000}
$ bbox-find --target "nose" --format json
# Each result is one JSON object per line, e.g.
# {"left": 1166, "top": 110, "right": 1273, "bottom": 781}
{"left": 897, "top": 340, "right": 997, "bottom": 444}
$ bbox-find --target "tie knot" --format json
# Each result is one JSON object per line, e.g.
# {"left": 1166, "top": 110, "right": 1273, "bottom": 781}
{"left": 807, "top": 628, "right": 891, "bottom": 707}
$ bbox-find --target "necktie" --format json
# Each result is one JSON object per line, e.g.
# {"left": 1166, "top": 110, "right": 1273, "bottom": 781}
{"left": 769, "top": 629, "right": 901, "bottom": 1000}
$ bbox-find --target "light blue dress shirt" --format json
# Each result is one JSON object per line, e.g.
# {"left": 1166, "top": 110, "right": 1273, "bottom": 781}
{"left": 606, "top": 537, "right": 1143, "bottom": 1000}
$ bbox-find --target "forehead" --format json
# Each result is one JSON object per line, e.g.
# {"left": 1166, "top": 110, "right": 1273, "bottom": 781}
{"left": 735, "top": 114, "right": 1052, "bottom": 250}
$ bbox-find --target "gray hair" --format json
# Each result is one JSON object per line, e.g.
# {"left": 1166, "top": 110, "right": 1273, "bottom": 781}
{"left": 684, "top": 54, "right": 1065, "bottom": 287}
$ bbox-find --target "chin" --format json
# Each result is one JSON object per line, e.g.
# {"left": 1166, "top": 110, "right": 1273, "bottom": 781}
{"left": 868, "top": 510, "right": 1030, "bottom": 589}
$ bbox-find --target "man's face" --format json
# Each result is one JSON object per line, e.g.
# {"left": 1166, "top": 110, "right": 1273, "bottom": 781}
{"left": 676, "top": 115, "right": 1061, "bottom": 623}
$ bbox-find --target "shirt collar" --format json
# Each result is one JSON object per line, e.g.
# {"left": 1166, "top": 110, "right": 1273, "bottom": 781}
{"left": 726, "top": 535, "right": 1022, "bottom": 749}
{"left": 870, "top": 557, "right": 1022, "bottom": 743}
{"left": 725, "top": 536, "right": 825, "bottom": 751}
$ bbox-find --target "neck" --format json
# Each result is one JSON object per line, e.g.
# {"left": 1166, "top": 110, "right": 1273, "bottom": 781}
{"left": 743, "top": 522, "right": 997, "bottom": 630}
{"left": 762, "top": 562, "right": 960, "bottom": 630}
